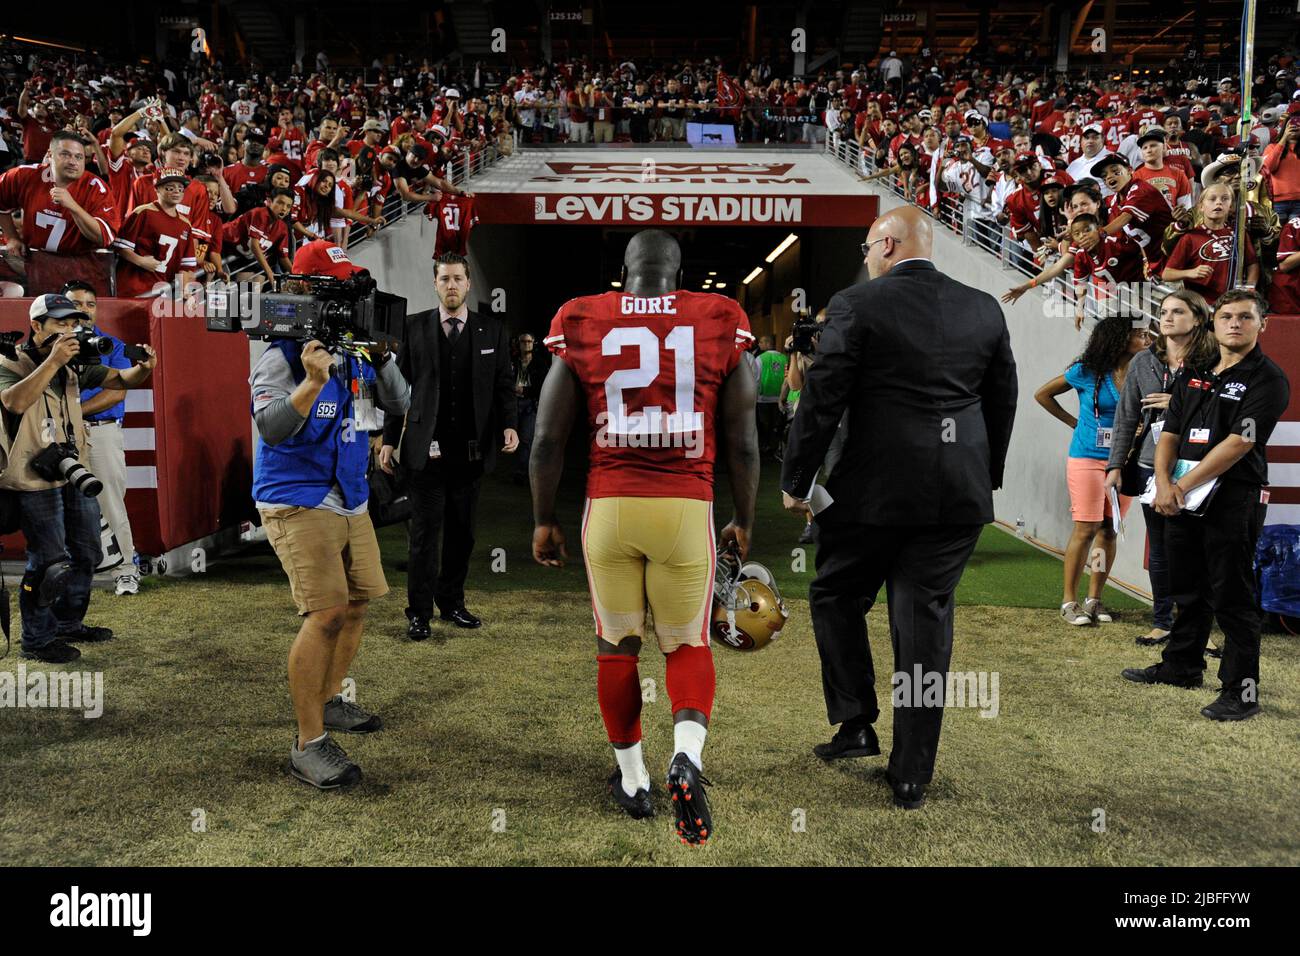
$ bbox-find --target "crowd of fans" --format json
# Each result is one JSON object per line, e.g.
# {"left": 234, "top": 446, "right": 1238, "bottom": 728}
{"left": 2, "top": 40, "right": 1298, "bottom": 307}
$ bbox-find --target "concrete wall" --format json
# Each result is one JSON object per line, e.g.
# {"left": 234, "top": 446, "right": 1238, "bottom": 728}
{"left": 865, "top": 189, "right": 1150, "bottom": 596}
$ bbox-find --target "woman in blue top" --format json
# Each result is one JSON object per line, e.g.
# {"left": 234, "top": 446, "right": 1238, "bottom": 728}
{"left": 1036, "top": 315, "right": 1153, "bottom": 626}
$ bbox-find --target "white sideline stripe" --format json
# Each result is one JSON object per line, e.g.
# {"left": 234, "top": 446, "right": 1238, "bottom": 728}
{"left": 126, "top": 466, "right": 157, "bottom": 489}
{"left": 1268, "top": 462, "right": 1300, "bottom": 487}
{"left": 1270, "top": 422, "right": 1300, "bottom": 445}
{"left": 123, "top": 428, "right": 155, "bottom": 451}
{"left": 125, "top": 390, "right": 155, "bottom": 412}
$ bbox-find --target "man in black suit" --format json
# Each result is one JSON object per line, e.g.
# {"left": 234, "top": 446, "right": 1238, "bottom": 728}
{"left": 380, "top": 252, "right": 518, "bottom": 639}
{"left": 780, "top": 207, "right": 1017, "bottom": 809}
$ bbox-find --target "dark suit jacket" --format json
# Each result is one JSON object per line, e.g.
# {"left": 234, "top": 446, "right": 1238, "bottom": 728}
{"left": 780, "top": 260, "right": 1017, "bottom": 526}
{"left": 382, "top": 308, "right": 518, "bottom": 472}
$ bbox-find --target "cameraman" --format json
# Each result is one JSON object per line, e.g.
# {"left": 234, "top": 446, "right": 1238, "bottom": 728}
{"left": 0, "top": 294, "right": 156, "bottom": 664}
{"left": 249, "top": 248, "right": 410, "bottom": 790}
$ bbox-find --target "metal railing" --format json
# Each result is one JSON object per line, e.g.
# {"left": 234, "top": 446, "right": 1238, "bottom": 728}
{"left": 824, "top": 130, "right": 1169, "bottom": 327}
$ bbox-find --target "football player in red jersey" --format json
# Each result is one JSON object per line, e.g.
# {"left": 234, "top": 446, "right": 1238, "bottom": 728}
{"left": 112, "top": 168, "right": 198, "bottom": 298}
{"left": 530, "top": 230, "right": 759, "bottom": 845}
{"left": 0, "top": 130, "right": 120, "bottom": 256}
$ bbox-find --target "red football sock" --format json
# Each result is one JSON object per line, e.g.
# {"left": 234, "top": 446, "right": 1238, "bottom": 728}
{"left": 596, "top": 655, "right": 642, "bottom": 745}
{"left": 665, "top": 644, "right": 715, "bottom": 719}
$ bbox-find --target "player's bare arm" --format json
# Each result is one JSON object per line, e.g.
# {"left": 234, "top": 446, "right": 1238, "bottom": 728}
{"left": 530, "top": 355, "right": 579, "bottom": 567}
{"left": 719, "top": 352, "right": 759, "bottom": 560}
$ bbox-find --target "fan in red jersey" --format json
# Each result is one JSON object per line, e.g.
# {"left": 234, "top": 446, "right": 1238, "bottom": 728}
{"left": 112, "top": 168, "right": 198, "bottom": 298}
{"left": 129, "top": 133, "right": 210, "bottom": 220}
{"left": 431, "top": 193, "right": 478, "bottom": 257}
{"left": 1163, "top": 183, "right": 1259, "bottom": 303}
{"left": 267, "top": 108, "right": 306, "bottom": 178}
{"left": 530, "top": 230, "right": 759, "bottom": 846}
{"left": 1087, "top": 152, "right": 1175, "bottom": 275}
{"left": 222, "top": 187, "right": 295, "bottom": 284}
{"left": 1269, "top": 215, "right": 1300, "bottom": 314}
{"left": 0, "top": 130, "right": 119, "bottom": 255}
{"left": 1132, "top": 129, "right": 1193, "bottom": 210}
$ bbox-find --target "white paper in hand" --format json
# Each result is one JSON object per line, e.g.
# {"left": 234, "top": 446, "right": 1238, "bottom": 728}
{"left": 1107, "top": 486, "right": 1124, "bottom": 538}
{"left": 808, "top": 484, "right": 834, "bottom": 516}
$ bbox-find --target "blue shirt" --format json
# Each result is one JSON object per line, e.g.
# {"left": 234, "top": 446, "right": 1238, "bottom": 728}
{"left": 79, "top": 326, "right": 131, "bottom": 422}
{"left": 1065, "top": 361, "right": 1122, "bottom": 460}
{"left": 988, "top": 121, "right": 1012, "bottom": 141}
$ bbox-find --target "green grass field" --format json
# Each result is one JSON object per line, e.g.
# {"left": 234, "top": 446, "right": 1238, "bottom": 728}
{"left": 1, "top": 467, "right": 1296, "bottom": 866}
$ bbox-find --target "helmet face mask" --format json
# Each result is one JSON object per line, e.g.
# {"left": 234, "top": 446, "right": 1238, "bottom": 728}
{"left": 711, "top": 547, "right": 789, "bottom": 650}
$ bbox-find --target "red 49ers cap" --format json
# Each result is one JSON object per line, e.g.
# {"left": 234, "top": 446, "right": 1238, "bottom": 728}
{"left": 291, "top": 239, "right": 366, "bottom": 280}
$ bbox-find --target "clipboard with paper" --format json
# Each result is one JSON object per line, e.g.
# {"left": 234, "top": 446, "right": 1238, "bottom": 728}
{"left": 1138, "top": 459, "right": 1220, "bottom": 516}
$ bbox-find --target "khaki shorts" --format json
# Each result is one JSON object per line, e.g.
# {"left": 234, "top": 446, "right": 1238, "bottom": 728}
{"left": 262, "top": 505, "right": 389, "bottom": 615}
{"left": 580, "top": 496, "right": 716, "bottom": 653}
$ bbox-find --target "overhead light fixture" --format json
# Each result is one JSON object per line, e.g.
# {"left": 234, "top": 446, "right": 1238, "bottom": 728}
{"left": 743, "top": 266, "right": 763, "bottom": 285}
{"left": 714, "top": 281, "right": 726, "bottom": 289}
{"left": 708, "top": 271, "right": 717, "bottom": 276}
{"left": 611, "top": 280, "right": 622, "bottom": 288}
{"left": 765, "top": 233, "right": 798, "bottom": 263}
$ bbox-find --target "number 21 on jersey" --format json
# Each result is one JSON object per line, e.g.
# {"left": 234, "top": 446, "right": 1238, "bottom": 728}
{"left": 601, "top": 325, "right": 702, "bottom": 436}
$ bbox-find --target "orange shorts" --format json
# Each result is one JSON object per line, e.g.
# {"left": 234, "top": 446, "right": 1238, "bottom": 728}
{"left": 1066, "top": 456, "right": 1134, "bottom": 524}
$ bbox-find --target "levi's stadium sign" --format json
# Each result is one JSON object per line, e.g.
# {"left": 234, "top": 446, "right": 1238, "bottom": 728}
{"left": 472, "top": 149, "right": 877, "bottom": 227}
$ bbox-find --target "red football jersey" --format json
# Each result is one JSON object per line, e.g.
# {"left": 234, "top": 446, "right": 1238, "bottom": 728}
{"left": 221, "top": 206, "right": 289, "bottom": 260}
{"left": 545, "top": 290, "right": 754, "bottom": 500}
{"left": 102, "top": 152, "right": 146, "bottom": 218}
{"left": 433, "top": 194, "right": 478, "bottom": 256}
{"left": 223, "top": 162, "right": 268, "bottom": 193}
{"left": 268, "top": 125, "right": 306, "bottom": 163}
{"left": 1072, "top": 232, "right": 1144, "bottom": 287}
{"left": 1166, "top": 226, "right": 1257, "bottom": 304}
{"left": 112, "top": 204, "right": 198, "bottom": 297}
{"left": 1268, "top": 217, "right": 1300, "bottom": 315}
{"left": 0, "top": 163, "right": 119, "bottom": 253}
{"left": 1052, "top": 122, "right": 1083, "bottom": 162}
{"left": 1108, "top": 178, "right": 1174, "bottom": 272}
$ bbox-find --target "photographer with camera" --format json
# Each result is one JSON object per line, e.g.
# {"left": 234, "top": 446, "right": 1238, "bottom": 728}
{"left": 248, "top": 245, "right": 410, "bottom": 789}
{"left": 0, "top": 294, "right": 156, "bottom": 664}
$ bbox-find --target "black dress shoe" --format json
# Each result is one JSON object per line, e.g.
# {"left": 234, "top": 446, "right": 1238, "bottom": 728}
{"left": 886, "top": 772, "right": 926, "bottom": 810}
{"left": 61, "top": 625, "right": 114, "bottom": 644}
{"left": 439, "top": 605, "right": 482, "bottom": 629}
{"left": 1121, "top": 663, "right": 1202, "bottom": 688}
{"left": 21, "top": 640, "right": 81, "bottom": 663}
{"left": 1200, "top": 688, "right": 1261, "bottom": 722}
{"left": 406, "top": 613, "right": 432, "bottom": 642}
{"left": 813, "top": 721, "right": 881, "bottom": 761}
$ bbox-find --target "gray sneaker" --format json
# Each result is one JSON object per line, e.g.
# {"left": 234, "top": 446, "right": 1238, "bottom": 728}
{"left": 323, "top": 695, "right": 384, "bottom": 734}
{"left": 1060, "top": 601, "right": 1091, "bottom": 626}
{"left": 289, "top": 735, "right": 362, "bottom": 789}
{"left": 1084, "top": 598, "right": 1113, "bottom": 624}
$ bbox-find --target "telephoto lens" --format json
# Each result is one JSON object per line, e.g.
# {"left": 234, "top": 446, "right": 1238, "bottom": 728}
{"left": 61, "top": 458, "right": 103, "bottom": 497}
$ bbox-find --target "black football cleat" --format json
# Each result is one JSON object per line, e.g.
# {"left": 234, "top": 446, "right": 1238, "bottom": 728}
{"left": 607, "top": 769, "right": 654, "bottom": 820}
{"left": 666, "top": 752, "right": 713, "bottom": 846}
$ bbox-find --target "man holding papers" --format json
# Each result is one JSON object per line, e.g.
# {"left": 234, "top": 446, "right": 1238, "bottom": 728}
{"left": 780, "top": 207, "right": 1018, "bottom": 809}
{"left": 1123, "top": 289, "right": 1291, "bottom": 721}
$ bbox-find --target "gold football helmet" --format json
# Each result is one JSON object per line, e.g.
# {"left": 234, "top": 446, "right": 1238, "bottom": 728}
{"left": 711, "top": 545, "right": 789, "bottom": 650}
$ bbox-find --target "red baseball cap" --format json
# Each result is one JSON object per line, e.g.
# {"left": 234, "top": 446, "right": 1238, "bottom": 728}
{"left": 292, "top": 240, "right": 365, "bottom": 280}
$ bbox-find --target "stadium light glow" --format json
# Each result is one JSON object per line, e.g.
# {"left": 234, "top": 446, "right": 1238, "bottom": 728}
{"left": 715, "top": 281, "right": 727, "bottom": 289}
{"left": 611, "top": 280, "right": 622, "bottom": 288}
{"left": 708, "top": 271, "right": 717, "bottom": 276}
{"left": 743, "top": 266, "right": 763, "bottom": 285}
{"left": 765, "top": 233, "right": 798, "bottom": 263}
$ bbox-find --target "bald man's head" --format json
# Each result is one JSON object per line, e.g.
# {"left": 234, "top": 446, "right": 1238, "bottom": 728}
{"left": 863, "top": 206, "right": 933, "bottom": 278}
{"left": 624, "top": 229, "right": 682, "bottom": 281}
